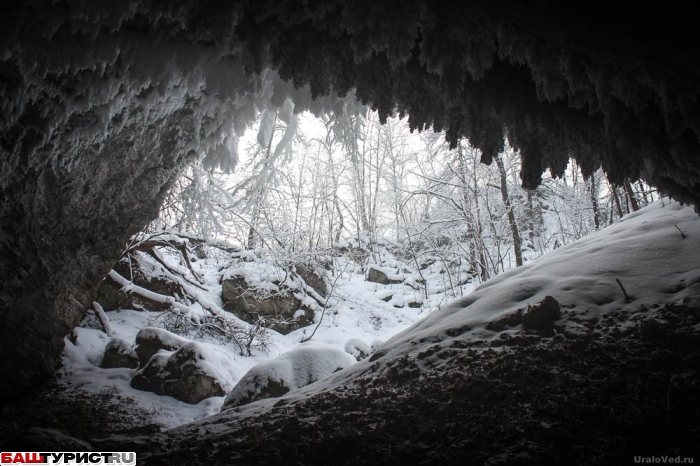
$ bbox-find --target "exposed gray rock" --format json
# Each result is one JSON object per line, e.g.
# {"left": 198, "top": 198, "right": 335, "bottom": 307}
{"left": 366, "top": 266, "right": 403, "bottom": 285}
{"left": 130, "top": 343, "right": 225, "bottom": 404}
{"left": 296, "top": 264, "right": 329, "bottom": 297}
{"left": 99, "top": 338, "right": 139, "bottom": 369}
{"left": 134, "top": 327, "right": 189, "bottom": 367}
{"left": 522, "top": 296, "right": 561, "bottom": 332}
{"left": 221, "top": 275, "right": 313, "bottom": 334}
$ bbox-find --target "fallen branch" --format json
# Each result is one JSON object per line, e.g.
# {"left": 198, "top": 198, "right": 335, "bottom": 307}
{"left": 92, "top": 301, "right": 113, "bottom": 337}
{"left": 128, "top": 236, "right": 203, "bottom": 284}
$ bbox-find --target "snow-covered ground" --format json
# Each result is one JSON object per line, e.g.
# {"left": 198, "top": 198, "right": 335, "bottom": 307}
{"left": 60, "top": 233, "right": 473, "bottom": 429}
{"left": 60, "top": 199, "right": 700, "bottom": 435}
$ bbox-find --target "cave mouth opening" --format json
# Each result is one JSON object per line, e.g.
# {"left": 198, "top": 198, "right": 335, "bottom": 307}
{"left": 1, "top": 0, "right": 699, "bottom": 406}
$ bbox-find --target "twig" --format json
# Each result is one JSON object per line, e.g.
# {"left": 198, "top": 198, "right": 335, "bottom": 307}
{"left": 674, "top": 224, "right": 687, "bottom": 239}
{"left": 615, "top": 278, "right": 633, "bottom": 303}
{"left": 301, "top": 262, "right": 350, "bottom": 343}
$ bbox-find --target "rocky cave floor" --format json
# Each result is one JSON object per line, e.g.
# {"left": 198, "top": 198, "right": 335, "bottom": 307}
{"left": 2, "top": 302, "right": 700, "bottom": 465}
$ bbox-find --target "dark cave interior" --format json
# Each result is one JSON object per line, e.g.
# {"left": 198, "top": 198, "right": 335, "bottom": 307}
{"left": 1, "top": 2, "right": 700, "bottom": 462}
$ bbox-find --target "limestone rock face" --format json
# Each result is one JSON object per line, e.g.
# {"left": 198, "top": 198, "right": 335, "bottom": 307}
{"left": 130, "top": 343, "right": 226, "bottom": 404}
{"left": 0, "top": 107, "right": 192, "bottom": 400}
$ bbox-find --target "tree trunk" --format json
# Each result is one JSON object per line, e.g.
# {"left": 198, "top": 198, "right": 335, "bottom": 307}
{"left": 495, "top": 155, "right": 523, "bottom": 267}
{"left": 611, "top": 183, "right": 624, "bottom": 219}
{"left": 624, "top": 178, "right": 640, "bottom": 212}
{"left": 588, "top": 174, "right": 600, "bottom": 230}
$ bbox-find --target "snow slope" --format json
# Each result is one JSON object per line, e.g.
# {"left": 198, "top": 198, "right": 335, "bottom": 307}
{"left": 60, "top": 199, "right": 700, "bottom": 442}
{"left": 161, "top": 199, "right": 700, "bottom": 431}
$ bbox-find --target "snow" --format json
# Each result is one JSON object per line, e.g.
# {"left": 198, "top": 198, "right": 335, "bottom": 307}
{"left": 59, "top": 200, "right": 700, "bottom": 433}
{"left": 175, "top": 199, "right": 700, "bottom": 431}
{"left": 136, "top": 327, "right": 190, "bottom": 351}
{"left": 344, "top": 338, "right": 372, "bottom": 360}
{"left": 222, "top": 342, "right": 356, "bottom": 409}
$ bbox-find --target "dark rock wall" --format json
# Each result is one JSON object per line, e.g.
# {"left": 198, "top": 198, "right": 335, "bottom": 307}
{"left": 0, "top": 104, "right": 193, "bottom": 398}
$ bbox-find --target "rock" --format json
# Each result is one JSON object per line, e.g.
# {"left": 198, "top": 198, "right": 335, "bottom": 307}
{"left": 486, "top": 309, "right": 524, "bottom": 332}
{"left": 134, "top": 327, "right": 189, "bottom": 367}
{"left": 639, "top": 319, "right": 669, "bottom": 342}
{"left": 99, "top": 338, "right": 139, "bottom": 369}
{"left": 131, "top": 343, "right": 226, "bottom": 404}
{"left": 345, "top": 338, "right": 372, "bottom": 361}
{"left": 222, "top": 343, "right": 356, "bottom": 409}
{"left": 0, "top": 101, "right": 196, "bottom": 399}
{"left": 370, "top": 340, "right": 385, "bottom": 353}
{"left": 221, "top": 275, "right": 313, "bottom": 334}
{"left": 95, "top": 256, "right": 179, "bottom": 312}
{"left": 366, "top": 266, "right": 403, "bottom": 285}
{"left": 295, "top": 264, "right": 329, "bottom": 297}
{"left": 522, "top": 296, "right": 561, "bottom": 332}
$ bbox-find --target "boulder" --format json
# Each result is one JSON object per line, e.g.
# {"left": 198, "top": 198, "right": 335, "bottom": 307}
{"left": 295, "top": 264, "right": 329, "bottom": 297}
{"left": 95, "top": 256, "right": 180, "bottom": 312}
{"left": 99, "top": 338, "right": 139, "bottom": 369}
{"left": 344, "top": 338, "right": 371, "bottom": 361}
{"left": 222, "top": 343, "right": 356, "bottom": 409}
{"left": 221, "top": 275, "right": 313, "bottom": 334}
{"left": 522, "top": 296, "right": 561, "bottom": 332}
{"left": 134, "top": 327, "right": 189, "bottom": 367}
{"left": 366, "top": 266, "right": 403, "bottom": 285}
{"left": 131, "top": 342, "right": 226, "bottom": 404}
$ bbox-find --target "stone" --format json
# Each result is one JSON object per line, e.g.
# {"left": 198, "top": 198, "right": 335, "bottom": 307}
{"left": 295, "top": 264, "right": 329, "bottom": 297}
{"left": 99, "top": 338, "right": 139, "bottom": 369}
{"left": 95, "top": 256, "right": 179, "bottom": 312}
{"left": 221, "top": 275, "right": 313, "bottom": 334}
{"left": 344, "top": 338, "right": 372, "bottom": 361}
{"left": 0, "top": 101, "right": 195, "bottom": 400}
{"left": 522, "top": 296, "right": 561, "bottom": 332}
{"left": 366, "top": 266, "right": 403, "bottom": 285}
{"left": 222, "top": 343, "right": 356, "bottom": 409}
{"left": 130, "top": 343, "right": 226, "bottom": 404}
{"left": 134, "top": 327, "right": 189, "bottom": 367}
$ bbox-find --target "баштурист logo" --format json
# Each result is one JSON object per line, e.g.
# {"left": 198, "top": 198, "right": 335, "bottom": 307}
{"left": 0, "top": 452, "right": 136, "bottom": 465}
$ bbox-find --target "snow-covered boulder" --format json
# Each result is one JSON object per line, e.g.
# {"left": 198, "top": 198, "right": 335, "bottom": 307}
{"left": 366, "top": 265, "right": 403, "bottom": 285}
{"left": 344, "top": 338, "right": 372, "bottom": 361}
{"left": 96, "top": 255, "right": 180, "bottom": 312}
{"left": 131, "top": 342, "right": 226, "bottom": 404}
{"left": 134, "top": 327, "right": 190, "bottom": 367}
{"left": 221, "top": 275, "right": 313, "bottom": 334}
{"left": 370, "top": 340, "right": 385, "bottom": 352}
{"left": 222, "top": 343, "right": 356, "bottom": 409}
{"left": 99, "top": 338, "right": 139, "bottom": 369}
